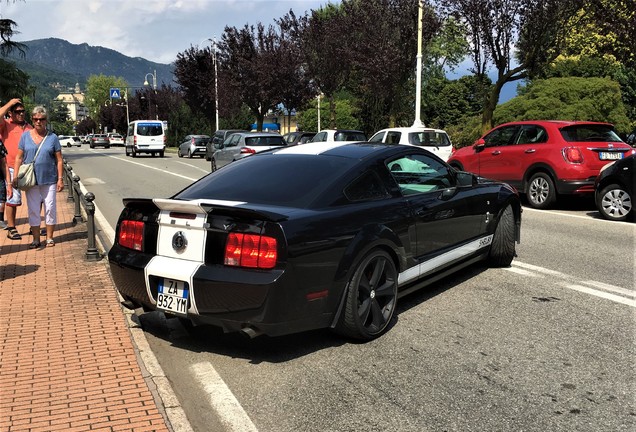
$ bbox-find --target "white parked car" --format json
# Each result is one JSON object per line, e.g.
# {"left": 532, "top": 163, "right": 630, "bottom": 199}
{"left": 309, "top": 129, "right": 367, "bottom": 143}
{"left": 107, "top": 133, "right": 125, "bottom": 146}
{"left": 58, "top": 135, "right": 81, "bottom": 147}
{"left": 369, "top": 126, "right": 454, "bottom": 161}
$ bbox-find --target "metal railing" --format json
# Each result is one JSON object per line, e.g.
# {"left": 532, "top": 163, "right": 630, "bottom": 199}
{"left": 62, "top": 159, "right": 101, "bottom": 261}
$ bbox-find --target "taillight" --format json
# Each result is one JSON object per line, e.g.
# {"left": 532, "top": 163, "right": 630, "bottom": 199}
{"left": 240, "top": 147, "right": 256, "bottom": 154}
{"left": 562, "top": 147, "right": 584, "bottom": 163}
{"left": 224, "top": 233, "right": 277, "bottom": 269}
{"left": 119, "top": 220, "right": 144, "bottom": 251}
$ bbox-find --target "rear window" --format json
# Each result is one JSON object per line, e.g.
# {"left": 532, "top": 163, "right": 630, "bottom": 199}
{"left": 245, "top": 136, "right": 286, "bottom": 146}
{"left": 193, "top": 138, "right": 210, "bottom": 145}
{"left": 408, "top": 132, "right": 451, "bottom": 147}
{"left": 174, "top": 154, "right": 354, "bottom": 208}
{"left": 137, "top": 123, "right": 163, "bottom": 137}
{"left": 560, "top": 125, "right": 622, "bottom": 142}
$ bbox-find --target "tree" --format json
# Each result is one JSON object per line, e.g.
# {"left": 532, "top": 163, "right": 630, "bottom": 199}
{"left": 494, "top": 77, "right": 630, "bottom": 132}
{"left": 436, "top": 0, "right": 584, "bottom": 132}
{"left": 174, "top": 45, "right": 217, "bottom": 128}
{"left": 84, "top": 74, "right": 129, "bottom": 121}
{"left": 219, "top": 23, "right": 284, "bottom": 131}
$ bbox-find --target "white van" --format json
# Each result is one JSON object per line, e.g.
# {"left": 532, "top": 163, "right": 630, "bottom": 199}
{"left": 125, "top": 120, "right": 166, "bottom": 157}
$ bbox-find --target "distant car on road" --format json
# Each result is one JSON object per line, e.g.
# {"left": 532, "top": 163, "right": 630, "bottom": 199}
{"left": 309, "top": 129, "right": 367, "bottom": 143}
{"left": 89, "top": 134, "right": 110, "bottom": 149}
{"left": 107, "top": 133, "right": 124, "bottom": 146}
{"left": 283, "top": 131, "right": 316, "bottom": 146}
{"left": 211, "top": 132, "right": 286, "bottom": 171}
{"left": 58, "top": 135, "right": 81, "bottom": 147}
{"left": 595, "top": 153, "right": 634, "bottom": 221}
{"left": 206, "top": 129, "right": 249, "bottom": 161}
{"left": 178, "top": 134, "right": 210, "bottom": 158}
{"left": 447, "top": 121, "right": 634, "bottom": 209}
{"left": 369, "top": 126, "right": 453, "bottom": 161}
{"left": 108, "top": 142, "right": 521, "bottom": 341}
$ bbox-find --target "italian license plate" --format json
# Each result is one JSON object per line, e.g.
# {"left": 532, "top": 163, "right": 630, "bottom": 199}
{"left": 157, "top": 278, "right": 189, "bottom": 315}
{"left": 599, "top": 152, "right": 623, "bottom": 160}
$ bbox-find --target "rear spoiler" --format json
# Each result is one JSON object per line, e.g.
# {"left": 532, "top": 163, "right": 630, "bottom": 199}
{"left": 122, "top": 197, "right": 290, "bottom": 222}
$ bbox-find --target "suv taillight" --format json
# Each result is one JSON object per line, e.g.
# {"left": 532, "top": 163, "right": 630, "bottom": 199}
{"left": 240, "top": 148, "right": 256, "bottom": 154}
{"left": 224, "top": 233, "right": 277, "bottom": 269}
{"left": 119, "top": 220, "right": 144, "bottom": 251}
{"left": 562, "top": 147, "right": 584, "bottom": 164}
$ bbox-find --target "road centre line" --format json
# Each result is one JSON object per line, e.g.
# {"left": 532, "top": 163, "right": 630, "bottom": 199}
{"left": 102, "top": 152, "right": 200, "bottom": 182}
{"left": 558, "top": 282, "right": 636, "bottom": 308}
{"left": 191, "top": 362, "right": 259, "bottom": 432}
{"left": 174, "top": 160, "right": 211, "bottom": 174}
{"left": 522, "top": 206, "right": 624, "bottom": 224}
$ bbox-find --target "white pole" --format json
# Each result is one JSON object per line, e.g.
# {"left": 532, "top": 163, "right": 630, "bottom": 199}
{"left": 413, "top": 0, "right": 424, "bottom": 128}
{"left": 317, "top": 94, "right": 321, "bottom": 131}
{"left": 213, "top": 37, "right": 219, "bottom": 131}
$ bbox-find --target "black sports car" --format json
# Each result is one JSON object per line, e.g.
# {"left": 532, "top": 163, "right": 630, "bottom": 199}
{"left": 108, "top": 142, "right": 522, "bottom": 340}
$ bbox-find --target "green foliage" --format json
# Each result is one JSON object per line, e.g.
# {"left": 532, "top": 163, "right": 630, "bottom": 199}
{"left": 494, "top": 77, "right": 631, "bottom": 133}
{"left": 48, "top": 100, "right": 74, "bottom": 135}
{"left": 444, "top": 115, "right": 482, "bottom": 149}
{"left": 84, "top": 74, "right": 129, "bottom": 120}
{"left": 297, "top": 96, "right": 362, "bottom": 132}
{"left": 0, "top": 58, "right": 29, "bottom": 101}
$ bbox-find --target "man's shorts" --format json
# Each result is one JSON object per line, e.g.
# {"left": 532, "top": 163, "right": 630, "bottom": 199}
{"left": 6, "top": 167, "right": 22, "bottom": 206}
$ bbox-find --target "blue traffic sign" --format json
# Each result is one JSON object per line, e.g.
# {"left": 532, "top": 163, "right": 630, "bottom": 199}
{"left": 110, "top": 88, "right": 121, "bottom": 99}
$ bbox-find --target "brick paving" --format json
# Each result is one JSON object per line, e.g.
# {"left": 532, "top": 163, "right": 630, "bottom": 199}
{"left": 0, "top": 191, "right": 169, "bottom": 432}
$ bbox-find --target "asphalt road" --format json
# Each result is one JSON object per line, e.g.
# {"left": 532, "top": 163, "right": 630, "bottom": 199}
{"left": 63, "top": 145, "right": 635, "bottom": 432}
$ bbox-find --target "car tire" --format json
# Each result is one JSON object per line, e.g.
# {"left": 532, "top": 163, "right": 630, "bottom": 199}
{"left": 125, "top": 146, "right": 130, "bottom": 156}
{"left": 90, "top": 144, "right": 94, "bottom": 149}
{"left": 188, "top": 150, "right": 193, "bottom": 158}
{"left": 597, "top": 183, "right": 632, "bottom": 221}
{"left": 132, "top": 148, "right": 137, "bottom": 158}
{"left": 335, "top": 249, "right": 398, "bottom": 341}
{"left": 178, "top": 149, "right": 182, "bottom": 158}
{"left": 488, "top": 204, "right": 516, "bottom": 267}
{"left": 527, "top": 172, "right": 556, "bottom": 209}
{"left": 159, "top": 151, "right": 164, "bottom": 158}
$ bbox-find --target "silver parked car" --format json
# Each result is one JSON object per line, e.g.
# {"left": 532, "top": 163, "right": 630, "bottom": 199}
{"left": 212, "top": 132, "right": 286, "bottom": 171}
{"left": 178, "top": 134, "right": 211, "bottom": 158}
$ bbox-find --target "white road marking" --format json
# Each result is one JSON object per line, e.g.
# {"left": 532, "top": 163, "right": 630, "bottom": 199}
{"left": 522, "top": 206, "right": 626, "bottom": 224}
{"left": 191, "top": 362, "right": 259, "bottom": 432}
{"left": 100, "top": 152, "right": 200, "bottom": 182}
{"left": 507, "top": 261, "right": 635, "bottom": 308}
{"left": 174, "top": 160, "right": 211, "bottom": 174}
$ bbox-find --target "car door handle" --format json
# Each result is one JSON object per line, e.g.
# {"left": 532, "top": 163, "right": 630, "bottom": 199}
{"left": 491, "top": 150, "right": 501, "bottom": 155}
{"left": 525, "top": 149, "right": 536, "bottom": 153}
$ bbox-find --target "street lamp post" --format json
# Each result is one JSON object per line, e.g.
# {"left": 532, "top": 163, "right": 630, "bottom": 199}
{"left": 144, "top": 70, "right": 158, "bottom": 119}
{"left": 200, "top": 38, "right": 220, "bottom": 131}
{"left": 413, "top": 0, "right": 424, "bottom": 128}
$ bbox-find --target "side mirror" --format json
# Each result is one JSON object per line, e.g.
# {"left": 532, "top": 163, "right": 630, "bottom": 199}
{"left": 456, "top": 170, "right": 477, "bottom": 187}
{"left": 473, "top": 138, "right": 486, "bottom": 150}
{"left": 215, "top": 143, "right": 224, "bottom": 149}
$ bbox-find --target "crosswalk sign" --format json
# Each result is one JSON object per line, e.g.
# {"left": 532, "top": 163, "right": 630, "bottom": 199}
{"left": 110, "top": 88, "right": 121, "bottom": 99}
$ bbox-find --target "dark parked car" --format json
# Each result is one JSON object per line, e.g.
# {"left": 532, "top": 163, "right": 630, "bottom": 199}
{"left": 178, "top": 134, "right": 210, "bottom": 158}
{"left": 108, "top": 142, "right": 522, "bottom": 341}
{"left": 283, "top": 131, "right": 316, "bottom": 146}
{"left": 594, "top": 153, "right": 635, "bottom": 221}
{"left": 89, "top": 134, "right": 110, "bottom": 149}
{"left": 448, "top": 121, "right": 633, "bottom": 209}
{"left": 206, "top": 129, "right": 249, "bottom": 161}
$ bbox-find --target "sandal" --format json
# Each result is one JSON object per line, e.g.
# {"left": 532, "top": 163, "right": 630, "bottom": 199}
{"left": 28, "top": 241, "right": 42, "bottom": 249}
{"left": 46, "top": 239, "right": 55, "bottom": 247}
{"left": 7, "top": 227, "right": 21, "bottom": 240}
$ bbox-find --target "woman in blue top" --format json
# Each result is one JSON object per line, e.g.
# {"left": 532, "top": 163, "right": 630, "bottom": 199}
{"left": 12, "top": 106, "right": 63, "bottom": 249}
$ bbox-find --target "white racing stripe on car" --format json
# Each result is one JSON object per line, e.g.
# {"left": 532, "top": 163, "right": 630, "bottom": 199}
{"left": 506, "top": 261, "right": 635, "bottom": 307}
{"left": 190, "top": 362, "right": 259, "bottom": 432}
{"left": 398, "top": 235, "right": 494, "bottom": 285}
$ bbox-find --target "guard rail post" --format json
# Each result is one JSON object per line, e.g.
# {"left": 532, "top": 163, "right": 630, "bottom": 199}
{"left": 83, "top": 192, "right": 101, "bottom": 261}
{"left": 72, "top": 175, "right": 83, "bottom": 224}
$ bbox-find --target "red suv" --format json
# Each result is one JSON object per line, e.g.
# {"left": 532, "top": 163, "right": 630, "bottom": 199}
{"left": 448, "top": 121, "right": 634, "bottom": 208}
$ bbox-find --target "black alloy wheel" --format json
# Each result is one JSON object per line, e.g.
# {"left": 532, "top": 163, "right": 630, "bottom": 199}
{"left": 336, "top": 249, "right": 398, "bottom": 340}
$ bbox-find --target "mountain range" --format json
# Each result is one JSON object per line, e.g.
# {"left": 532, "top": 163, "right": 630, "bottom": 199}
{"left": 7, "top": 38, "right": 174, "bottom": 102}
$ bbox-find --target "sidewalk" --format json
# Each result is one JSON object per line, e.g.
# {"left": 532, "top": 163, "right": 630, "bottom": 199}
{"left": 0, "top": 191, "right": 170, "bottom": 431}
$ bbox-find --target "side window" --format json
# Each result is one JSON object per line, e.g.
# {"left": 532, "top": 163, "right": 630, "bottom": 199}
{"left": 517, "top": 125, "right": 547, "bottom": 144}
{"left": 386, "top": 132, "right": 401, "bottom": 144}
{"left": 484, "top": 126, "right": 520, "bottom": 147}
{"left": 369, "top": 131, "right": 385, "bottom": 143}
{"left": 387, "top": 153, "right": 453, "bottom": 196}
{"left": 127, "top": 125, "right": 133, "bottom": 136}
{"left": 344, "top": 171, "right": 390, "bottom": 202}
{"left": 312, "top": 132, "right": 326, "bottom": 142}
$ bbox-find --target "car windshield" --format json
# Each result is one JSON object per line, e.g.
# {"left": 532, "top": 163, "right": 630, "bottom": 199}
{"left": 174, "top": 154, "right": 355, "bottom": 208}
{"left": 408, "top": 132, "right": 451, "bottom": 147}
{"left": 560, "top": 125, "right": 623, "bottom": 142}
{"left": 245, "top": 136, "right": 286, "bottom": 146}
{"left": 334, "top": 131, "right": 366, "bottom": 141}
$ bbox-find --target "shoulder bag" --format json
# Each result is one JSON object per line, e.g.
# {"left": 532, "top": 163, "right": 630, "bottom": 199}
{"left": 17, "top": 133, "right": 47, "bottom": 191}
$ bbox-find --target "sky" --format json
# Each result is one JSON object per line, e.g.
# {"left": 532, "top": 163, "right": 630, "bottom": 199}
{"left": 3, "top": 0, "right": 334, "bottom": 64}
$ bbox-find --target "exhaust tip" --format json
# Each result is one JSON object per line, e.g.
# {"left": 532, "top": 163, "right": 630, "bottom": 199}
{"left": 240, "top": 326, "right": 263, "bottom": 339}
